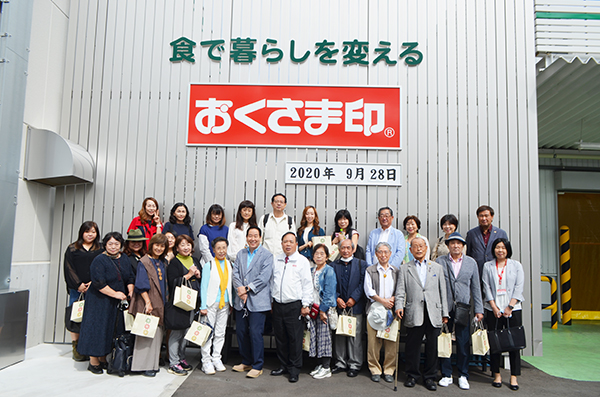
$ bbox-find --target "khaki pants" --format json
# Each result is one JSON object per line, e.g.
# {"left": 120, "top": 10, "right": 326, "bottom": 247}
{"left": 366, "top": 322, "right": 397, "bottom": 376}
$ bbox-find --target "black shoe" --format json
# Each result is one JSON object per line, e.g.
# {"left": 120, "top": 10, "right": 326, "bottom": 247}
{"left": 288, "top": 374, "right": 299, "bottom": 383}
{"left": 371, "top": 374, "right": 380, "bottom": 382}
{"left": 331, "top": 366, "right": 346, "bottom": 374}
{"left": 100, "top": 361, "right": 108, "bottom": 370}
{"left": 404, "top": 377, "right": 416, "bottom": 388}
{"left": 270, "top": 367, "right": 288, "bottom": 376}
{"left": 159, "top": 357, "right": 166, "bottom": 367}
{"left": 509, "top": 384, "right": 519, "bottom": 391}
{"left": 383, "top": 374, "right": 394, "bottom": 383}
{"left": 492, "top": 381, "right": 502, "bottom": 388}
{"left": 347, "top": 369, "right": 359, "bottom": 377}
{"left": 424, "top": 379, "right": 437, "bottom": 391}
{"left": 142, "top": 370, "right": 156, "bottom": 377}
{"left": 87, "top": 363, "right": 103, "bottom": 374}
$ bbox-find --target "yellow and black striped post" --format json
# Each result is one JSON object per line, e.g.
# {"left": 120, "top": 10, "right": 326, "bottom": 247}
{"left": 541, "top": 276, "right": 558, "bottom": 329}
{"left": 560, "top": 226, "right": 572, "bottom": 325}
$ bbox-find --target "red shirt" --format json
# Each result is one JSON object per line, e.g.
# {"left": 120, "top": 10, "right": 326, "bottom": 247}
{"left": 128, "top": 216, "right": 157, "bottom": 248}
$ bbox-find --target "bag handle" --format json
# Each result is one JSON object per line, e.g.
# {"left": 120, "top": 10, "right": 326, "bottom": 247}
{"left": 77, "top": 292, "right": 85, "bottom": 302}
{"left": 441, "top": 322, "right": 450, "bottom": 334}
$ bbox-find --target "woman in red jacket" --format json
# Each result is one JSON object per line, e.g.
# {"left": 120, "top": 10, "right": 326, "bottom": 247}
{"left": 128, "top": 197, "right": 162, "bottom": 248}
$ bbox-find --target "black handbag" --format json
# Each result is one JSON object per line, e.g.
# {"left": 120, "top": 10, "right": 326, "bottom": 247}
{"left": 488, "top": 316, "right": 526, "bottom": 353}
{"left": 107, "top": 333, "right": 134, "bottom": 377}
{"left": 64, "top": 304, "right": 81, "bottom": 333}
{"left": 454, "top": 302, "right": 471, "bottom": 327}
{"left": 164, "top": 301, "right": 194, "bottom": 330}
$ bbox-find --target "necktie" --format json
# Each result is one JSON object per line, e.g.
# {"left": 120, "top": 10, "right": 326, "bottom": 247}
{"left": 285, "top": 256, "right": 289, "bottom": 264}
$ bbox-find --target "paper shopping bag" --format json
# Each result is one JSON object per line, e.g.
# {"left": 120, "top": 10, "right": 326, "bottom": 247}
{"left": 184, "top": 320, "right": 212, "bottom": 346}
{"left": 123, "top": 311, "right": 135, "bottom": 332}
{"left": 70, "top": 294, "right": 85, "bottom": 323}
{"left": 377, "top": 319, "right": 400, "bottom": 342}
{"left": 336, "top": 309, "right": 356, "bottom": 337}
{"left": 131, "top": 313, "right": 159, "bottom": 338}
{"left": 438, "top": 324, "right": 452, "bottom": 358}
{"left": 302, "top": 328, "right": 311, "bottom": 352}
{"left": 471, "top": 321, "right": 490, "bottom": 356}
{"left": 173, "top": 280, "right": 197, "bottom": 312}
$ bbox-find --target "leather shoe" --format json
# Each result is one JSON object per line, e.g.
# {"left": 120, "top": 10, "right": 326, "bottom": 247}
{"left": 383, "top": 374, "right": 394, "bottom": 383}
{"left": 371, "top": 374, "right": 380, "bottom": 382}
{"left": 424, "top": 379, "right": 437, "bottom": 391}
{"left": 288, "top": 374, "right": 299, "bottom": 383}
{"left": 270, "top": 367, "right": 288, "bottom": 376}
{"left": 331, "top": 366, "right": 346, "bottom": 374}
{"left": 404, "top": 377, "right": 416, "bottom": 388}
{"left": 492, "top": 381, "right": 502, "bottom": 388}
{"left": 347, "top": 369, "right": 358, "bottom": 377}
{"left": 509, "top": 384, "right": 519, "bottom": 391}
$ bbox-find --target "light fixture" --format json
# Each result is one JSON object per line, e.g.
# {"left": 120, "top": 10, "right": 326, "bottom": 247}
{"left": 577, "top": 141, "right": 600, "bottom": 151}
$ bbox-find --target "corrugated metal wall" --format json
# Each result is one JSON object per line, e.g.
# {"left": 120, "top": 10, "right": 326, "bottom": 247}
{"left": 45, "top": 0, "right": 542, "bottom": 355}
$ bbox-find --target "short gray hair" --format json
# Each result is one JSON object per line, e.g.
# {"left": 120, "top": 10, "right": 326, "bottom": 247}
{"left": 340, "top": 238, "right": 355, "bottom": 249}
{"left": 375, "top": 242, "right": 392, "bottom": 252}
{"left": 411, "top": 236, "right": 426, "bottom": 246}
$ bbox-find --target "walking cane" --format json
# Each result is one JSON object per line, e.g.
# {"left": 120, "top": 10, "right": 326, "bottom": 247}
{"left": 393, "top": 317, "right": 401, "bottom": 391}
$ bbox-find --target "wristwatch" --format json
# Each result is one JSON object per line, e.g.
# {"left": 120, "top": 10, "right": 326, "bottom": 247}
{"left": 508, "top": 305, "right": 514, "bottom": 310}
{"left": 245, "top": 286, "right": 250, "bottom": 293}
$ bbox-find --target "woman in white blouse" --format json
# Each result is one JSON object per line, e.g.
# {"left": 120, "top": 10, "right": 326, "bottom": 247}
{"left": 226, "top": 200, "right": 257, "bottom": 262}
{"left": 482, "top": 238, "right": 524, "bottom": 391}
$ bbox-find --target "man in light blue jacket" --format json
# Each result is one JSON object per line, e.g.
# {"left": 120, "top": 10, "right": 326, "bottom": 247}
{"left": 365, "top": 207, "right": 405, "bottom": 269}
{"left": 231, "top": 226, "right": 273, "bottom": 378}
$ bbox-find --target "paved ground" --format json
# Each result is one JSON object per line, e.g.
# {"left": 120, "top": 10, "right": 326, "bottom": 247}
{"left": 174, "top": 350, "right": 600, "bottom": 397}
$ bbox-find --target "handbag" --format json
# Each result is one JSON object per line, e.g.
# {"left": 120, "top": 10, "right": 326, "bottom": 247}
{"left": 471, "top": 320, "right": 490, "bottom": 356}
{"left": 70, "top": 293, "right": 85, "bottom": 323}
{"left": 64, "top": 305, "right": 81, "bottom": 333}
{"left": 123, "top": 311, "right": 135, "bottom": 332}
{"left": 309, "top": 303, "right": 320, "bottom": 320}
{"left": 438, "top": 323, "right": 452, "bottom": 358}
{"left": 336, "top": 308, "right": 356, "bottom": 337}
{"left": 164, "top": 300, "right": 195, "bottom": 330}
{"left": 328, "top": 307, "right": 338, "bottom": 331}
{"left": 376, "top": 319, "right": 400, "bottom": 342}
{"left": 488, "top": 316, "right": 526, "bottom": 353}
{"left": 184, "top": 319, "right": 213, "bottom": 346}
{"left": 447, "top": 272, "right": 471, "bottom": 327}
{"left": 302, "top": 328, "right": 311, "bottom": 352}
{"left": 107, "top": 333, "right": 134, "bottom": 377}
{"left": 131, "top": 313, "right": 160, "bottom": 338}
{"left": 173, "top": 279, "right": 198, "bottom": 312}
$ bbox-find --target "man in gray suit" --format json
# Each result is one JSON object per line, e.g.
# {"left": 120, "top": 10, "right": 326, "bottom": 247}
{"left": 395, "top": 237, "right": 448, "bottom": 391}
{"left": 231, "top": 226, "right": 274, "bottom": 378}
{"left": 436, "top": 232, "right": 484, "bottom": 390}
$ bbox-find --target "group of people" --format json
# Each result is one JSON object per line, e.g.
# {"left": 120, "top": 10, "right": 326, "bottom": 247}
{"left": 64, "top": 194, "right": 525, "bottom": 392}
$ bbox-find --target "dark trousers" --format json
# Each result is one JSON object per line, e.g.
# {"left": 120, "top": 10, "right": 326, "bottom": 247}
{"left": 405, "top": 308, "right": 441, "bottom": 381}
{"left": 486, "top": 309, "right": 522, "bottom": 376}
{"left": 440, "top": 312, "right": 471, "bottom": 378}
{"left": 235, "top": 309, "right": 267, "bottom": 370}
{"left": 272, "top": 300, "right": 303, "bottom": 376}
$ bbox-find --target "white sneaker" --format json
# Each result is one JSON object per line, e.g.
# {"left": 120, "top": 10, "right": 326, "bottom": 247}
{"left": 458, "top": 376, "right": 470, "bottom": 390}
{"left": 312, "top": 367, "right": 332, "bottom": 379}
{"left": 438, "top": 376, "right": 453, "bottom": 387}
{"left": 310, "top": 365, "right": 323, "bottom": 376}
{"left": 212, "top": 360, "right": 226, "bottom": 372}
{"left": 202, "top": 362, "right": 216, "bottom": 375}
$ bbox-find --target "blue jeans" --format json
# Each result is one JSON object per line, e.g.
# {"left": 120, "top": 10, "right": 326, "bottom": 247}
{"left": 235, "top": 309, "right": 267, "bottom": 370}
{"left": 440, "top": 313, "right": 471, "bottom": 378}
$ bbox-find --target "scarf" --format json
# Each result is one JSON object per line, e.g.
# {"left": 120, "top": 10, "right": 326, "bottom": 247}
{"left": 215, "top": 258, "right": 229, "bottom": 309}
{"left": 176, "top": 254, "right": 194, "bottom": 270}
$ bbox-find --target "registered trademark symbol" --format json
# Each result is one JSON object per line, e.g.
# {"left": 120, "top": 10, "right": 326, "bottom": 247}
{"left": 384, "top": 127, "right": 395, "bottom": 138}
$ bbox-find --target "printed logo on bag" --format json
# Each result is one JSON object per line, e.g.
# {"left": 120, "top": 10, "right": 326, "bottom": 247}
{"left": 143, "top": 330, "right": 148, "bottom": 335}
{"left": 145, "top": 318, "right": 151, "bottom": 324}
{"left": 194, "top": 331, "right": 200, "bottom": 336}
{"left": 191, "top": 336, "right": 197, "bottom": 341}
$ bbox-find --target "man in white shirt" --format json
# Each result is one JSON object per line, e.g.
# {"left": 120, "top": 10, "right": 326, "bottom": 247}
{"left": 365, "top": 207, "right": 405, "bottom": 269}
{"left": 363, "top": 242, "right": 399, "bottom": 383}
{"left": 258, "top": 193, "right": 296, "bottom": 256}
{"left": 270, "top": 232, "right": 312, "bottom": 383}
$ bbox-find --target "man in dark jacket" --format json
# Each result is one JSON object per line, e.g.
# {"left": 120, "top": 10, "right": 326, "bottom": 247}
{"left": 330, "top": 239, "right": 368, "bottom": 377}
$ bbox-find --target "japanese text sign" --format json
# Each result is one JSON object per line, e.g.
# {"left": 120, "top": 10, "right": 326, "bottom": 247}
{"left": 285, "top": 162, "right": 402, "bottom": 186}
{"left": 188, "top": 84, "right": 401, "bottom": 149}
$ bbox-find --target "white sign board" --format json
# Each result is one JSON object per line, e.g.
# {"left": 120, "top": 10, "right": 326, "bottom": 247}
{"left": 285, "top": 162, "right": 402, "bottom": 186}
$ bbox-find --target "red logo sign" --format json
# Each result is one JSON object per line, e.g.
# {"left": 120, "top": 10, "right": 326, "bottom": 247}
{"left": 187, "top": 84, "right": 401, "bottom": 149}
